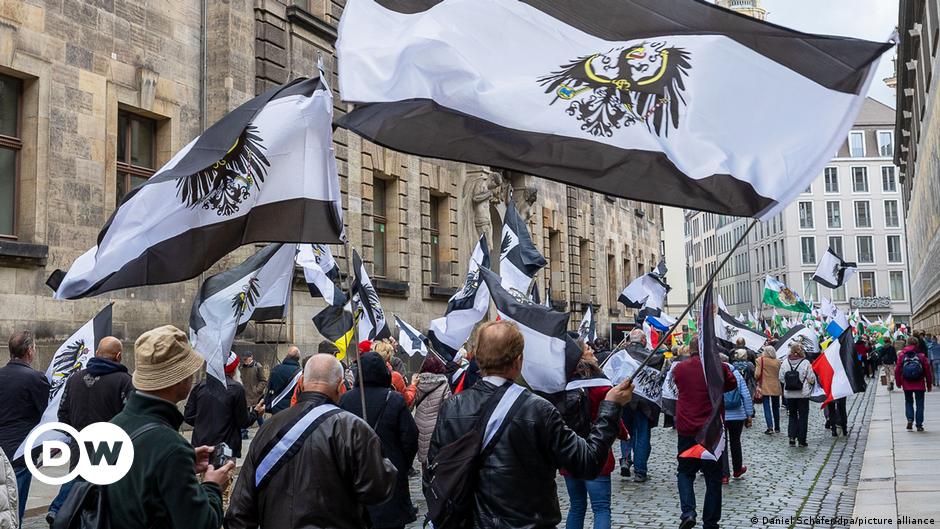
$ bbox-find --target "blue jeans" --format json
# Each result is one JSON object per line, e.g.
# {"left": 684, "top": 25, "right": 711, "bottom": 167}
{"left": 619, "top": 409, "right": 651, "bottom": 476}
{"left": 762, "top": 395, "right": 780, "bottom": 430}
{"left": 564, "top": 475, "right": 611, "bottom": 529}
{"left": 14, "top": 464, "right": 31, "bottom": 522}
{"left": 905, "top": 390, "right": 925, "bottom": 427}
{"left": 676, "top": 436, "right": 722, "bottom": 529}
{"left": 931, "top": 360, "right": 940, "bottom": 386}
{"left": 49, "top": 478, "right": 77, "bottom": 514}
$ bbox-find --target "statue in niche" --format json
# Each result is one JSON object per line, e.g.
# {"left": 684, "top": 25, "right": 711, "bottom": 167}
{"left": 462, "top": 170, "right": 501, "bottom": 241}
{"left": 518, "top": 187, "right": 539, "bottom": 223}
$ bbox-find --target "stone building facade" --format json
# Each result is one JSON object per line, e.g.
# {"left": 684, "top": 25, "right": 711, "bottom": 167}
{"left": 0, "top": 0, "right": 661, "bottom": 369}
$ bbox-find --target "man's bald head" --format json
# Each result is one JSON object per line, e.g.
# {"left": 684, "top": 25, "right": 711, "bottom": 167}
{"left": 287, "top": 346, "right": 301, "bottom": 359}
{"left": 303, "top": 354, "right": 344, "bottom": 402}
{"left": 96, "top": 337, "right": 123, "bottom": 362}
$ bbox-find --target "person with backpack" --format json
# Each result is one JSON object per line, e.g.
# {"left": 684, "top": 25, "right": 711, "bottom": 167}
{"left": 731, "top": 346, "right": 756, "bottom": 401}
{"left": 339, "top": 352, "right": 419, "bottom": 529}
{"left": 560, "top": 342, "right": 630, "bottom": 529}
{"left": 226, "top": 354, "right": 397, "bottom": 528}
{"left": 779, "top": 343, "right": 816, "bottom": 447}
{"left": 895, "top": 337, "right": 933, "bottom": 431}
{"left": 879, "top": 337, "right": 897, "bottom": 391}
{"left": 755, "top": 346, "right": 782, "bottom": 434}
{"left": 426, "top": 321, "right": 634, "bottom": 529}
{"left": 107, "top": 326, "right": 235, "bottom": 529}
{"left": 720, "top": 354, "right": 753, "bottom": 484}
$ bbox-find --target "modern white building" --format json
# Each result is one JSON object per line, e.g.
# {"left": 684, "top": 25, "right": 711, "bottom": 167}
{"left": 749, "top": 98, "right": 911, "bottom": 323}
{"left": 663, "top": 206, "right": 691, "bottom": 312}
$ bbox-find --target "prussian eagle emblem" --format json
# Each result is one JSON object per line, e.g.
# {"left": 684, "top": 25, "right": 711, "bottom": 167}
{"left": 176, "top": 125, "right": 270, "bottom": 216}
{"left": 50, "top": 339, "right": 89, "bottom": 395}
{"left": 232, "top": 277, "right": 261, "bottom": 317}
{"left": 539, "top": 41, "right": 692, "bottom": 137}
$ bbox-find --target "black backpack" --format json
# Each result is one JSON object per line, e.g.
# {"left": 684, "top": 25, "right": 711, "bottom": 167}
{"left": 52, "top": 423, "right": 163, "bottom": 529}
{"left": 424, "top": 384, "right": 519, "bottom": 529}
{"left": 783, "top": 360, "right": 805, "bottom": 392}
{"left": 902, "top": 352, "right": 925, "bottom": 381}
{"left": 540, "top": 388, "right": 591, "bottom": 439}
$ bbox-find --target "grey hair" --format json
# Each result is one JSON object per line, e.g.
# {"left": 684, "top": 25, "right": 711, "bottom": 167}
{"left": 719, "top": 353, "right": 729, "bottom": 363}
{"left": 628, "top": 329, "right": 646, "bottom": 344}
{"left": 304, "top": 354, "right": 343, "bottom": 387}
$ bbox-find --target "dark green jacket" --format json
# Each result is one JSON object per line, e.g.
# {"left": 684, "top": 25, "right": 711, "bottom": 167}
{"left": 108, "top": 391, "right": 224, "bottom": 529}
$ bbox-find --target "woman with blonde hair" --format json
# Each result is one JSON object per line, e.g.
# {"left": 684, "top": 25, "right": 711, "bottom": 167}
{"left": 755, "top": 346, "right": 782, "bottom": 434}
{"left": 373, "top": 340, "right": 416, "bottom": 407}
{"left": 779, "top": 343, "right": 816, "bottom": 447}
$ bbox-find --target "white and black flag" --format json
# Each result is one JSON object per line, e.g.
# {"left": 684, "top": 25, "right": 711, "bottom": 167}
{"left": 716, "top": 310, "right": 766, "bottom": 352}
{"left": 578, "top": 305, "right": 597, "bottom": 343}
{"left": 499, "top": 200, "right": 547, "bottom": 296}
{"left": 529, "top": 280, "right": 541, "bottom": 305}
{"left": 351, "top": 249, "right": 391, "bottom": 341}
{"left": 296, "top": 244, "right": 346, "bottom": 306}
{"left": 190, "top": 244, "right": 296, "bottom": 387}
{"left": 49, "top": 74, "right": 344, "bottom": 299}
{"left": 337, "top": 0, "right": 891, "bottom": 219}
{"left": 774, "top": 324, "right": 820, "bottom": 360}
{"left": 395, "top": 316, "right": 429, "bottom": 357}
{"left": 427, "top": 234, "right": 491, "bottom": 361}
{"left": 813, "top": 247, "right": 858, "bottom": 289}
{"left": 619, "top": 263, "right": 670, "bottom": 314}
{"left": 15, "top": 304, "right": 113, "bottom": 459}
{"left": 479, "top": 265, "right": 580, "bottom": 393}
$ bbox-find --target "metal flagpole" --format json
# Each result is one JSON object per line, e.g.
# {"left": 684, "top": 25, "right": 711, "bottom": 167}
{"left": 756, "top": 275, "right": 766, "bottom": 332}
{"left": 627, "top": 219, "right": 759, "bottom": 384}
{"left": 342, "top": 241, "right": 368, "bottom": 423}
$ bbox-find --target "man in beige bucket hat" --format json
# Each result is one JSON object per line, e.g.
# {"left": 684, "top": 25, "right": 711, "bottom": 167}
{"left": 107, "top": 325, "right": 235, "bottom": 529}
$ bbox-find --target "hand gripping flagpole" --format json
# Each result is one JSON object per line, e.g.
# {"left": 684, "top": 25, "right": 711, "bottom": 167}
{"left": 342, "top": 241, "right": 369, "bottom": 423}
{"left": 626, "top": 219, "right": 759, "bottom": 384}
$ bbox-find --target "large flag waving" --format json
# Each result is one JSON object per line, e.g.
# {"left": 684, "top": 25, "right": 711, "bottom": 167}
{"left": 716, "top": 310, "right": 766, "bottom": 351}
{"left": 296, "top": 244, "right": 346, "bottom": 306}
{"left": 813, "top": 247, "right": 858, "bottom": 289}
{"left": 49, "top": 74, "right": 344, "bottom": 299}
{"left": 15, "top": 304, "right": 113, "bottom": 459}
{"left": 618, "top": 265, "right": 670, "bottom": 314}
{"left": 395, "top": 316, "right": 429, "bottom": 357}
{"left": 812, "top": 330, "right": 866, "bottom": 406}
{"left": 577, "top": 305, "right": 597, "bottom": 343}
{"left": 190, "top": 244, "right": 296, "bottom": 387}
{"left": 680, "top": 284, "right": 725, "bottom": 461}
{"left": 351, "top": 249, "right": 391, "bottom": 340}
{"left": 312, "top": 302, "right": 358, "bottom": 361}
{"left": 499, "top": 200, "right": 547, "bottom": 295}
{"left": 774, "top": 324, "right": 820, "bottom": 360}
{"left": 427, "top": 234, "right": 491, "bottom": 360}
{"left": 479, "top": 265, "right": 580, "bottom": 393}
{"left": 337, "top": 0, "right": 891, "bottom": 219}
{"left": 763, "top": 277, "right": 812, "bottom": 313}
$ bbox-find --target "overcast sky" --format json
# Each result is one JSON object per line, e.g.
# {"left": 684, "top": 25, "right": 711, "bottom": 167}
{"left": 761, "top": 0, "right": 898, "bottom": 107}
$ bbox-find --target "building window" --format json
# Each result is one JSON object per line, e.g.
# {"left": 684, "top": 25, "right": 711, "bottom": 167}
{"left": 884, "top": 200, "right": 900, "bottom": 228}
{"left": 116, "top": 110, "right": 156, "bottom": 203}
{"left": 549, "top": 230, "right": 562, "bottom": 293}
{"left": 887, "top": 235, "right": 903, "bottom": 263}
{"left": 803, "top": 272, "right": 818, "bottom": 301}
{"left": 0, "top": 74, "right": 22, "bottom": 238}
{"left": 826, "top": 201, "right": 842, "bottom": 229}
{"left": 851, "top": 167, "right": 868, "bottom": 192}
{"left": 833, "top": 285, "right": 847, "bottom": 302}
{"left": 857, "top": 236, "right": 874, "bottom": 264}
{"left": 877, "top": 131, "right": 894, "bottom": 157}
{"left": 849, "top": 131, "right": 866, "bottom": 157}
{"left": 623, "top": 256, "right": 631, "bottom": 285}
{"left": 798, "top": 202, "right": 814, "bottom": 229}
{"left": 854, "top": 201, "right": 871, "bottom": 228}
{"left": 607, "top": 254, "right": 617, "bottom": 310}
{"left": 801, "top": 236, "right": 816, "bottom": 264}
{"left": 859, "top": 271, "right": 876, "bottom": 297}
{"left": 579, "top": 239, "right": 591, "bottom": 296}
{"left": 372, "top": 178, "right": 388, "bottom": 278}
{"left": 829, "top": 236, "right": 843, "bottom": 258}
{"left": 882, "top": 166, "right": 897, "bottom": 192}
{"left": 429, "top": 195, "right": 442, "bottom": 285}
{"left": 824, "top": 167, "right": 839, "bottom": 193}
{"left": 890, "top": 271, "right": 905, "bottom": 300}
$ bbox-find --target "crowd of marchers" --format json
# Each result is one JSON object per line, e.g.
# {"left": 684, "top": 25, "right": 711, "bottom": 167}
{"left": 0, "top": 324, "right": 936, "bottom": 529}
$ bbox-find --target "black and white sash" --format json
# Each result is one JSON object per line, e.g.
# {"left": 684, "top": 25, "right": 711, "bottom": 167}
{"left": 254, "top": 402, "right": 341, "bottom": 489}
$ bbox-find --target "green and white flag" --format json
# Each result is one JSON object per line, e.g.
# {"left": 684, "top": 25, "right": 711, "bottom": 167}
{"left": 762, "top": 277, "right": 811, "bottom": 313}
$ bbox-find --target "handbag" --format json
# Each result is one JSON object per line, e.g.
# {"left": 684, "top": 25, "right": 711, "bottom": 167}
{"left": 753, "top": 358, "right": 764, "bottom": 403}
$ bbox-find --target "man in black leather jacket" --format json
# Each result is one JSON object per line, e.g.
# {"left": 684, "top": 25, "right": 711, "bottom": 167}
{"left": 428, "top": 321, "right": 633, "bottom": 529}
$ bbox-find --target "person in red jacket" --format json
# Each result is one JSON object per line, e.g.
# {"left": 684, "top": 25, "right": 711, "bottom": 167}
{"left": 895, "top": 337, "right": 933, "bottom": 431}
{"left": 671, "top": 340, "right": 737, "bottom": 529}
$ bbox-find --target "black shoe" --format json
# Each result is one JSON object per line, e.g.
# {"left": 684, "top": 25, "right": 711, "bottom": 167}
{"left": 620, "top": 459, "right": 631, "bottom": 478}
{"left": 774, "top": 428, "right": 781, "bottom": 433}
{"left": 907, "top": 421, "right": 914, "bottom": 430}
{"left": 917, "top": 425, "right": 925, "bottom": 432}
{"left": 832, "top": 429, "right": 839, "bottom": 437}
{"left": 824, "top": 420, "right": 831, "bottom": 429}
{"left": 46, "top": 512, "right": 56, "bottom": 528}
{"left": 799, "top": 440, "right": 808, "bottom": 447}
{"left": 789, "top": 438, "right": 796, "bottom": 446}
{"left": 679, "top": 515, "right": 696, "bottom": 529}
{"left": 633, "top": 473, "right": 648, "bottom": 483}
{"left": 764, "top": 428, "right": 773, "bottom": 435}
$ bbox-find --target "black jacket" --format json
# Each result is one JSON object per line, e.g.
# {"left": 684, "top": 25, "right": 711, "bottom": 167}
{"left": 225, "top": 392, "right": 397, "bottom": 529}
{"left": 184, "top": 376, "right": 256, "bottom": 458}
{"left": 265, "top": 357, "right": 301, "bottom": 414}
{"left": 0, "top": 360, "right": 50, "bottom": 463}
{"left": 880, "top": 345, "right": 898, "bottom": 365}
{"left": 428, "top": 379, "right": 622, "bottom": 529}
{"left": 340, "top": 352, "right": 419, "bottom": 528}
